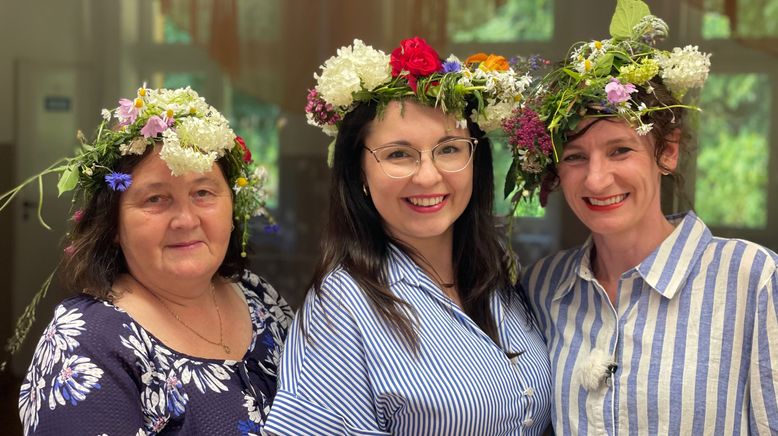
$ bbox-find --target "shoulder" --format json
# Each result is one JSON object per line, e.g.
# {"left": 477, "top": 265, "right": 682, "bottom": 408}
{"left": 703, "top": 236, "right": 778, "bottom": 288}
{"left": 239, "top": 269, "right": 294, "bottom": 327}
{"left": 522, "top": 246, "right": 583, "bottom": 296}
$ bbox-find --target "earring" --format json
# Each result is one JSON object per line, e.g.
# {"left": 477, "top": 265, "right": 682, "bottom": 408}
{"left": 362, "top": 184, "right": 369, "bottom": 196}
{"left": 661, "top": 170, "right": 671, "bottom": 176}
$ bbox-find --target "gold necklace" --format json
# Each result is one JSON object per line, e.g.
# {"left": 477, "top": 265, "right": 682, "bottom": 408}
{"left": 147, "top": 281, "right": 231, "bottom": 354}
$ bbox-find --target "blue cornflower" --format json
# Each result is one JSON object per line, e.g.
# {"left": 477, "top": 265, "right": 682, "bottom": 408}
{"left": 441, "top": 60, "right": 461, "bottom": 73}
{"left": 104, "top": 172, "right": 132, "bottom": 191}
{"left": 263, "top": 224, "right": 280, "bottom": 234}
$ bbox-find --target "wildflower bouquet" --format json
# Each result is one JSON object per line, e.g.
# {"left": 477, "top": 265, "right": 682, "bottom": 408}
{"left": 502, "top": 0, "right": 711, "bottom": 206}
{"left": 305, "top": 37, "right": 534, "bottom": 161}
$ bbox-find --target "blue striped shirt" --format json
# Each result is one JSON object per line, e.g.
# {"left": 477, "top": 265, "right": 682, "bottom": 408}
{"left": 265, "top": 244, "right": 552, "bottom": 435}
{"left": 523, "top": 211, "right": 778, "bottom": 435}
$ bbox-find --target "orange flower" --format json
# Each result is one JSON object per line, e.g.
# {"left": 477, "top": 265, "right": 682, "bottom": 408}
{"left": 481, "top": 54, "right": 510, "bottom": 71}
{"left": 465, "top": 53, "right": 489, "bottom": 65}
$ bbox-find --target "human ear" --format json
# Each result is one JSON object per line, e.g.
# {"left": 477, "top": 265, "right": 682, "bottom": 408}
{"left": 659, "top": 128, "right": 681, "bottom": 172}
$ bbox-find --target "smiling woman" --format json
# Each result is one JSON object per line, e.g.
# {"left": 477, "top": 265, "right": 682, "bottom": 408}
{"left": 264, "top": 37, "right": 553, "bottom": 436}
{"left": 4, "top": 86, "right": 293, "bottom": 435}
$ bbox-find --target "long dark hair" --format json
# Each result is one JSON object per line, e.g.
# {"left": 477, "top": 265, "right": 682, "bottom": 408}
{"left": 60, "top": 148, "right": 247, "bottom": 299}
{"left": 311, "top": 100, "right": 512, "bottom": 349}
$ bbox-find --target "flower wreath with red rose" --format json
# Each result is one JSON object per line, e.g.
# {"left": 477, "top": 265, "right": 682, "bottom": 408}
{"left": 305, "top": 36, "right": 540, "bottom": 162}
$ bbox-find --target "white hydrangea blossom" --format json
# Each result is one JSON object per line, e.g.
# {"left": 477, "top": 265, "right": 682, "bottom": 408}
{"left": 657, "top": 45, "right": 711, "bottom": 96}
{"left": 314, "top": 39, "right": 391, "bottom": 108}
{"left": 471, "top": 98, "right": 517, "bottom": 132}
{"left": 160, "top": 130, "right": 218, "bottom": 175}
{"left": 174, "top": 116, "right": 235, "bottom": 155}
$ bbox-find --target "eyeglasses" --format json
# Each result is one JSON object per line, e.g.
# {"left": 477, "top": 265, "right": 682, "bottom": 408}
{"left": 364, "top": 138, "right": 478, "bottom": 179}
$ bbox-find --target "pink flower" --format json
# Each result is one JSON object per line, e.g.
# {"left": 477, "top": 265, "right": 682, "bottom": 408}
{"left": 605, "top": 78, "right": 637, "bottom": 104}
{"left": 72, "top": 210, "right": 84, "bottom": 222}
{"left": 140, "top": 115, "right": 169, "bottom": 138}
{"left": 116, "top": 98, "right": 139, "bottom": 126}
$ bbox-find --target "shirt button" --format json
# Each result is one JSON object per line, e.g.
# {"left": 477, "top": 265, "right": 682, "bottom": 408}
{"left": 524, "top": 387, "right": 535, "bottom": 397}
{"left": 522, "top": 417, "right": 534, "bottom": 427}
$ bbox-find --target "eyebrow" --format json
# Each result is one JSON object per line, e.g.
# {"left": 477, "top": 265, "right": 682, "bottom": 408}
{"left": 375, "top": 135, "right": 465, "bottom": 148}
{"left": 565, "top": 136, "right": 636, "bottom": 150}
{"left": 131, "top": 177, "right": 220, "bottom": 193}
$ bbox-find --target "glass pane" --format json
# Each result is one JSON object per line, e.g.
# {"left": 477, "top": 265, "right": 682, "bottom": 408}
{"left": 152, "top": 72, "right": 207, "bottom": 92}
{"left": 703, "top": 0, "right": 778, "bottom": 39}
{"left": 230, "top": 89, "right": 280, "bottom": 210}
{"left": 695, "top": 74, "right": 770, "bottom": 228}
{"left": 448, "top": 0, "right": 553, "bottom": 43}
{"left": 492, "top": 138, "right": 545, "bottom": 218}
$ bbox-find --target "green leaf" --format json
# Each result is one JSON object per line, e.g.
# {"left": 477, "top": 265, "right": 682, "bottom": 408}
{"left": 609, "top": 0, "right": 651, "bottom": 39}
{"left": 57, "top": 167, "right": 78, "bottom": 196}
{"left": 503, "top": 160, "right": 517, "bottom": 199}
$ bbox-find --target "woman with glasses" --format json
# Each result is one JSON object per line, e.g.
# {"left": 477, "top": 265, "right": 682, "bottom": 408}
{"left": 264, "top": 38, "right": 553, "bottom": 435}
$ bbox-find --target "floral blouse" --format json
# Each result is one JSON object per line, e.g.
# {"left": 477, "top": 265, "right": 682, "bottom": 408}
{"left": 19, "top": 270, "right": 293, "bottom": 436}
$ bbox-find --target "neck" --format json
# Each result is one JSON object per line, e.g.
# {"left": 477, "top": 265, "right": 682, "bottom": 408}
{"left": 590, "top": 214, "right": 675, "bottom": 290}
{"left": 121, "top": 273, "right": 214, "bottom": 307}
{"left": 397, "top": 233, "right": 456, "bottom": 293}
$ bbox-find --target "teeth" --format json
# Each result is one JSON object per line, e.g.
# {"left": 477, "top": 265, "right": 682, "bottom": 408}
{"left": 408, "top": 196, "right": 444, "bottom": 207}
{"left": 588, "top": 194, "right": 626, "bottom": 206}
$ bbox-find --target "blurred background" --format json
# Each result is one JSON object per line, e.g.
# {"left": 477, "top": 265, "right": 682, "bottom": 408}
{"left": 1, "top": 0, "right": 776, "bottom": 430}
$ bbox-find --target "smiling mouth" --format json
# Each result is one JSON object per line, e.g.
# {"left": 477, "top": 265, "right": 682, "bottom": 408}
{"left": 586, "top": 194, "right": 628, "bottom": 206}
{"left": 406, "top": 195, "right": 446, "bottom": 207}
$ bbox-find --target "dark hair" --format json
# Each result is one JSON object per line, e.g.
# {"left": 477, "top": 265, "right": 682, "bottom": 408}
{"left": 310, "top": 100, "right": 513, "bottom": 349}
{"left": 60, "top": 148, "right": 247, "bottom": 299}
{"left": 543, "top": 78, "right": 691, "bottom": 194}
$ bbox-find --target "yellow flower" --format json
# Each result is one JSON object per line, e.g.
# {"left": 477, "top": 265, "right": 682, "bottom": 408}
{"left": 134, "top": 98, "right": 144, "bottom": 108}
{"left": 236, "top": 177, "right": 249, "bottom": 187}
{"left": 584, "top": 59, "right": 592, "bottom": 72}
{"left": 594, "top": 40, "right": 603, "bottom": 50}
{"left": 166, "top": 109, "right": 174, "bottom": 118}
{"left": 189, "top": 107, "right": 197, "bottom": 114}
{"left": 138, "top": 86, "right": 147, "bottom": 97}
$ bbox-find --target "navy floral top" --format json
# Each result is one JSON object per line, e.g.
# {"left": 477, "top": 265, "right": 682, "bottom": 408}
{"left": 19, "top": 270, "right": 293, "bottom": 436}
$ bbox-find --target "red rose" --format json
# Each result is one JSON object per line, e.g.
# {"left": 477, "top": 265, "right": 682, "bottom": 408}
{"left": 235, "top": 136, "right": 252, "bottom": 163}
{"left": 390, "top": 37, "right": 442, "bottom": 79}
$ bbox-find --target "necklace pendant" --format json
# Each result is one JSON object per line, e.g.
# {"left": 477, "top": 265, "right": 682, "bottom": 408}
{"left": 223, "top": 344, "right": 231, "bottom": 354}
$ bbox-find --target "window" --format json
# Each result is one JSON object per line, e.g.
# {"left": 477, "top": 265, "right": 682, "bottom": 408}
{"left": 447, "top": 0, "right": 553, "bottom": 43}
{"left": 695, "top": 74, "right": 770, "bottom": 228}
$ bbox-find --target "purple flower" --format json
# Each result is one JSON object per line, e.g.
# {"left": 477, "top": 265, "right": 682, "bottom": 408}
{"left": 604, "top": 78, "right": 637, "bottom": 104}
{"left": 441, "top": 60, "right": 461, "bottom": 73}
{"left": 501, "top": 108, "right": 552, "bottom": 154}
{"left": 305, "top": 89, "right": 341, "bottom": 126}
{"left": 105, "top": 172, "right": 132, "bottom": 191}
{"left": 116, "top": 98, "right": 139, "bottom": 126}
{"left": 140, "top": 115, "right": 169, "bottom": 138}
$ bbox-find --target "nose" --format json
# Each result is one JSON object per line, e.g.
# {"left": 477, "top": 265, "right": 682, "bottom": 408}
{"left": 582, "top": 156, "right": 614, "bottom": 193}
{"left": 411, "top": 152, "right": 443, "bottom": 186}
{"left": 170, "top": 200, "right": 200, "bottom": 229}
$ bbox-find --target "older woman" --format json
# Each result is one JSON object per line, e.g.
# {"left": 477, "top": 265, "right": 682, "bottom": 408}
{"left": 264, "top": 38, "right": 552, "bottom": 435}
{"left": 506, "top": 2, "right": 778, "bottom": 434}
{"left": 8, "top": 86, "right": 292, "bottom": 435}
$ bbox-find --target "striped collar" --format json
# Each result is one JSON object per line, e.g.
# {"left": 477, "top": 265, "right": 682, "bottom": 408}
{"left": 385, "top": 243, "right": 421, "bottom": 288}
{"left": 554, "top": 211, "right": 711, "bottom": 301}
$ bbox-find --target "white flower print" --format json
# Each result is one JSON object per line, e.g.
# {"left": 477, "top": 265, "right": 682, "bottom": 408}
{"left": 33, "top": 305, "right": 86, "bottom": 374}
{"left": 47, "top": 354, "right": 104, "bottom": 408}
{"left": 175, "top": 358, "right": 232, "bottom": 394}
{"left": 19, "top": 368, "right": 46, "bottom": 433}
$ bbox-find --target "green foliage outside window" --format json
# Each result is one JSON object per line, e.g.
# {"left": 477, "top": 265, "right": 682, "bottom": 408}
{"left": 448, "top": 0, "right": 552, "bottom": 43}
{"left": 695, "top": 74, "right": 769, "bottom": 228}
{"left": 703, "top": 0, "right": 778, "bottom": 38}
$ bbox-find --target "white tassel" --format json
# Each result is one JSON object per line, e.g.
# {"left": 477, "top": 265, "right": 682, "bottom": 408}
{"left": 576, "top": 348, "right": 616, "bottom": 391}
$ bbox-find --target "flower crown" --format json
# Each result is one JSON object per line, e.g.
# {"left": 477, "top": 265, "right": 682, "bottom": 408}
{"left": 2, "top": 85, "right": 274, "bottom": 254}
{"left": 305, "top": 37, "right": 535, "bottom": 161}
{"left": 501, "top": 0, "right": 711, "bottom": 207}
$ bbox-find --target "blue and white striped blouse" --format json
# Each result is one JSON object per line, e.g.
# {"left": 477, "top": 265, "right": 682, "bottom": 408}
{"left": 523, "top": 211, "right": 778, "bottom": 435}
{"left": 265, "top": 244, "right": 552, "bottom": 435}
